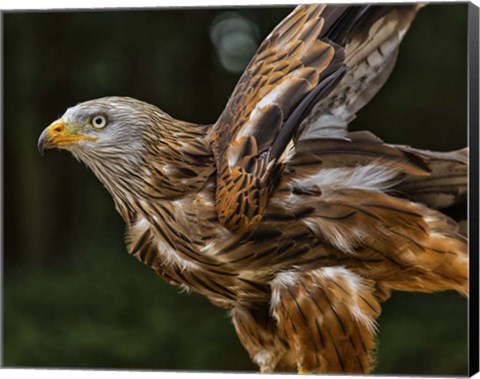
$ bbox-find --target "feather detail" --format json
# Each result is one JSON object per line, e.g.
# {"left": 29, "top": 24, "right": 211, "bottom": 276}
{"left": 271, "top": 267, "right": 381, "bottom": 373}
{"left": 395, "top": 147, "right": 468, "bottom": 210}
{"left": 297, "top": 5, "right": 420, "bottom": 142}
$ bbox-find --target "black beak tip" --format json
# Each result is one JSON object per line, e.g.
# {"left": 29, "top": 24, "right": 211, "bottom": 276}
{"left": 38, "top": 142, "right": 44, "bottom": 156}
{"left": 37, "top": 128, "right": 50, "bottom": 156}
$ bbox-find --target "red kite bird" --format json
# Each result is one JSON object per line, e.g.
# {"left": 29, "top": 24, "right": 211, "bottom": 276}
{"left": 38, "top": 4, "right": 468, "bottom": 374}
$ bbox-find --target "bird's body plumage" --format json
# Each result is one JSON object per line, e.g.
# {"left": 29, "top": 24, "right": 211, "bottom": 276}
{"left": 38, "top": 4, "right": 468, "bottom": 374}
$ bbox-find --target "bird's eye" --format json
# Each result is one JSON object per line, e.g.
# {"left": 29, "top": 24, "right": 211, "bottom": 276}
{"left": 90, "top": 115, "right": 107, "bottom": 129}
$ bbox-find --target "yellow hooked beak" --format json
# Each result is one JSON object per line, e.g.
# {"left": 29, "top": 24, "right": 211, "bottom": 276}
{"left": 38, "top": 118, "right": 97, "bottom": 155}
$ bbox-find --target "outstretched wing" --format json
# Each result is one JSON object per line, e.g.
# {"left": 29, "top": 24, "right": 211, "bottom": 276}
{"left": 297, "top": 5, "right": 422, "bottom": 141}
{"left": 210, "top": 4, "right": 347, "bottom": 233}
{"left": 210, "top": 4, "right": 422, "bottom": 234}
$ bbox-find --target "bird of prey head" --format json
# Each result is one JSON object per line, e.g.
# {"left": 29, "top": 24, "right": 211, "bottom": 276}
{"left": 38, "top": 96, "right": 195, "bottom": 205}
{"left": 38, "top": 96, "right": 162, "bottom": 161}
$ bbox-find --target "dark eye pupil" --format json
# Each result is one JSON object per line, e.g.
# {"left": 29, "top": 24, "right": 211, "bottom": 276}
{"left": 95, "top": 118, "right": 101, "bottom": 124}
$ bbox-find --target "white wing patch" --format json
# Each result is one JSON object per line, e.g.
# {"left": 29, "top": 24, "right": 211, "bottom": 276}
{"left": 293, "top": 163, "right": 401, "bottom": 192}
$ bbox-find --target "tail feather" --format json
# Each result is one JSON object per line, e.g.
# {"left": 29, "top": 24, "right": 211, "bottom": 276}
{"left": 394, "top": 147, "right": 468, "bottom": 211}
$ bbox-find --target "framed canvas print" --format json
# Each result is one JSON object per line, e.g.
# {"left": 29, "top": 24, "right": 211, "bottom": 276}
{"left": 2, "top": 0, "right": 478, "bottom": 376}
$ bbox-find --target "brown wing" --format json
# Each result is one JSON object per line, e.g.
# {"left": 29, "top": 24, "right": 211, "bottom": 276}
{"left": 210, "top": 4, "right": 350, "bottom": 233}
{"left": 297, "top": 4, "right": 421, "bottom": 141}
{"left": 210, "top": 4, "right": 422, "bottom": 234}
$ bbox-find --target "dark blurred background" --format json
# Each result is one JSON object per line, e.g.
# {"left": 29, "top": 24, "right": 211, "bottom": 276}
{"left": 2, "top": 4, "right": 468, "bottom": 375}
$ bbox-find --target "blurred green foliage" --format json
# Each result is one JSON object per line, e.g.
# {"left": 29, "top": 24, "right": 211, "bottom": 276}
{"left": 3, "top": 4, "right": 468, "bottom": 374}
